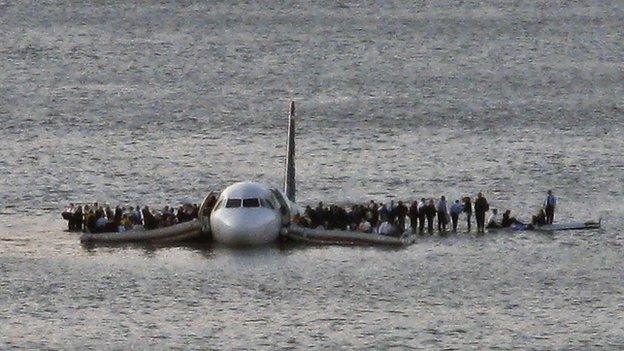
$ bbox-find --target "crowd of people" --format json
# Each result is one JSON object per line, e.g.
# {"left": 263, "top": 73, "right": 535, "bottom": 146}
{"left": 62, "top": 202, "right": 201, "bottom": 233}
{"left": 294, "top": 191, "right": 557, "bottom": 237}
{"left": 62, "top": 191, "right": 557, "bottom": 237}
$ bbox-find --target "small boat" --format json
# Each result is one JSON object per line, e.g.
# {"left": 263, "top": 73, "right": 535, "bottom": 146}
{"left": 283, "top": 225, "right": 416, "bottom": 246}
{"left": 533, "top": 218, "right": 602, "bottom": 232}
{"left": 80, "top": 219, "right": 205, "bottom": 243}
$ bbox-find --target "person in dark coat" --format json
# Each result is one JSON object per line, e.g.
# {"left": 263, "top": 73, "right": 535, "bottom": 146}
{"left": 72, "top": 206, "right": 83, "bottom": 232}
{"left": 501, "top": 210, "right": 523, "bottom": 227}
{"left": 394, "top": 201, "right": 408, "bottom": 233}
{"left": 114, "top": 205, "right": 123, "bottom": 224}
{"left": 532, "top": 209, "right": 547, "bottom": 226}
{"left": 86, "top": 209, "right": 97, "bottom": 233}
{"left": 142, "top": 206, "right": 158, "bottom": 230}
{"left": 436, "top": 196, "right": 448, "bottom": 232}
{"left": 474, "top": 192, "right": 490, "bottom": 233}
{"left": 424, "top": 199, "right": 437, "bottom": 234}
{"left": 315, "top": 202, "right": 325, "bottom": 228}
{"left": 177, "top": 206, "right": 187, "bottom": 223}
{"left": 369, "top": 201, "right": 379, "bottom": 228}
{"left": 463, "top": 197, "right": 473, "bottom": 232}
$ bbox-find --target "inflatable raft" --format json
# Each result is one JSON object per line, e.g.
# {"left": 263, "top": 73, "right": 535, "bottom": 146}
{"left": 283, "top": 226, "right": 416, "bottom": 246}
{"left": 80, "top": 219, "right": 205, "bottom": 243}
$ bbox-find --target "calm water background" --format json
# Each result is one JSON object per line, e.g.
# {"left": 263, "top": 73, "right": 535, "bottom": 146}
{"left": 1, "top": 1, "right": 623, "bottom": 349}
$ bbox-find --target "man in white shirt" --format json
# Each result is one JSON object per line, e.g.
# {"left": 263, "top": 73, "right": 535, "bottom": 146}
{"left": 357, "top": 218, "right": 372, "bottom": 233}
{"left": 417, "top": 198, "right": 427, "bottom": 232}
{"left": 378, "top": 220, "right": 398, "bottom": 237}
{"left": 486, "top": 208, "right": 502, "bottom": 229}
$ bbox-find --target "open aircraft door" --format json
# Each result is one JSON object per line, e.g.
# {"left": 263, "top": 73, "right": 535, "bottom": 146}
{"left": 270, "top": 188, "right": 291, "bottom": 227}
{"left": 198, "top": 191, "right": 219, "bottom": 234}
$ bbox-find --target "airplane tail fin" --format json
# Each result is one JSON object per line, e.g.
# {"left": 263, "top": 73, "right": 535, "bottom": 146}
{"left": 284, "top": 101, "right": 296, "bottom": 202}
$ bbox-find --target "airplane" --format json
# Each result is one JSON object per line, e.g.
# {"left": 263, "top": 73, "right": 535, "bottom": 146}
{"left": 78, "top": 101, "right": 415, "bottom": 247}
{"left": 205, "top": 101, "right": 299, "bottom": 245}
{"left": 78, "top": 100, "right": 601, "bottom": 246}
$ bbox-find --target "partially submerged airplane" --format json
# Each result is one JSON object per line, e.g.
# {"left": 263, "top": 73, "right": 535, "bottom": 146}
{"left": 204, "top": 101, "right": 300, "bottom": 245}
{"left": 81, "top": 101, "right": 415, "bottom": 246}
{"left": 80, "top": 102, "right": 600, "bottom": 246}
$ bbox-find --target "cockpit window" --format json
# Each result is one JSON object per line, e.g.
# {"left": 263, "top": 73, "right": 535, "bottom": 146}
{"left": 243, "top": 198, "right": 260, "bottom": 208}
{"left": 261, "top": 199, "right": 275, "bottom": 209}
{"left": 225, "top": 199, "right": 242, "bottom": 208}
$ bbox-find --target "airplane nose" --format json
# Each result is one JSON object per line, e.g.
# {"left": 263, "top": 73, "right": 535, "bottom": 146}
{"left": 211, "top": 210, "right": 279, "bottom": 245}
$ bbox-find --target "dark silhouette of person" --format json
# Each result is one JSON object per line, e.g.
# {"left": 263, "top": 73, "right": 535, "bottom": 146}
{"left": 474, "top": 192, "right": 490, "bottom": 233}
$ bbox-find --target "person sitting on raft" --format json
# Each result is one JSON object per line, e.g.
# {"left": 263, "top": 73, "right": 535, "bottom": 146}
{"left": 357, "top": 217, "right": 372, "bottom": 233}
{"left": 62, "top": 203, "right": 75, "bottom": 220}
{"left": 142, "top": 206, "right": 158, "bottom": 230}
{"left": 532, "top": 209, "right": 547, "bottom": 226}
{"left": 62, "top": 203, "right": 81, "bottom": 231}
{"left": 95, "top": 210, "right": 110, "bottom": 232}
{"left": 378, "top": 218, "right": 399, "bottom": 237}
{"left": 486, "top": 208, "right": 503, "bottom": 229}
{"left": 394, "top": 201, "right": 408, "bottom": 233}
{"left": 292, "top": 213, "right": 310, "bottom": 227}
{"left": 501, "top": 210, "right": 524, "bottom": 228}
{"left": 119, "top": 214, "right": 133, "bottom": 232}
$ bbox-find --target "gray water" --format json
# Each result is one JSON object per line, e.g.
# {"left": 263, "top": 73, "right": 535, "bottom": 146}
{"left": 1, "top": 1, "right": 623, "bottom": 349}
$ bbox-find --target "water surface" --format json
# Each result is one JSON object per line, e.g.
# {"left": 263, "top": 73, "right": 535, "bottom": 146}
{"left": 1, "top": 1, "right": 623, "bottom": 349}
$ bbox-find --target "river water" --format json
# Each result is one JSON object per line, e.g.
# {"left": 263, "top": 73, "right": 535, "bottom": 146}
{"left": 1, "top": 1, "right": 623, "bottom": 349}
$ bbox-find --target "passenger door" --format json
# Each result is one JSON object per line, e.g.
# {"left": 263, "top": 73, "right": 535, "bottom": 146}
{"left": 198, "top": 191, "right": 219, "bottom": 233}
{"left": 270, "top": 188, "right": 291, "bottom": 227}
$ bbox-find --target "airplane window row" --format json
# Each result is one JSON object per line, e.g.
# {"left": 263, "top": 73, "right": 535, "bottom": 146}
{"left": 222, "top": 198, "right": 275, "bottom": 209}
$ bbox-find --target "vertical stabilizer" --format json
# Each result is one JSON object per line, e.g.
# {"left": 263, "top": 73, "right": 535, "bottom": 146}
{"left": 284, "top": 101, "right": 296, "bottom": 202}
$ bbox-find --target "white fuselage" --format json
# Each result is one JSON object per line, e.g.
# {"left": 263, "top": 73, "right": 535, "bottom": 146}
{"left": 210, "top": 182, "right": 285, "bottom": 245}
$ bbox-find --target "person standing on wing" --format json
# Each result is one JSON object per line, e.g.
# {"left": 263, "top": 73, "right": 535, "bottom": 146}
{"left": 409, "top": 200, "right": 419, "bottom": 234}
{"left": 450, "top": 200, "right": 463, "bottom": 232}
{"left": 436, "top": 196, "right": 449, "bottom": 232}
{"left": 544, "top": 190, "right": 556, "bottom": 224}
{"left": 474, "top": 192, "right": 490, "bottom": 233}
{"left": 463, "top": 196, "right": 473, "bottom": 232}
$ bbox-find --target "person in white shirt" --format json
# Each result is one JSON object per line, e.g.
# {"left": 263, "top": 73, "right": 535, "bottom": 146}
{"left": 486, "top": 208, "right": 502, "bottom": 229}
{"left": 357, "top": 218, "right": 372, "bottom": 233}
{"left": 378, "top": 219, "right": 399, "bottom": 237}
{"left": 417, "top": 198, "right": 427, "bottom": 232}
